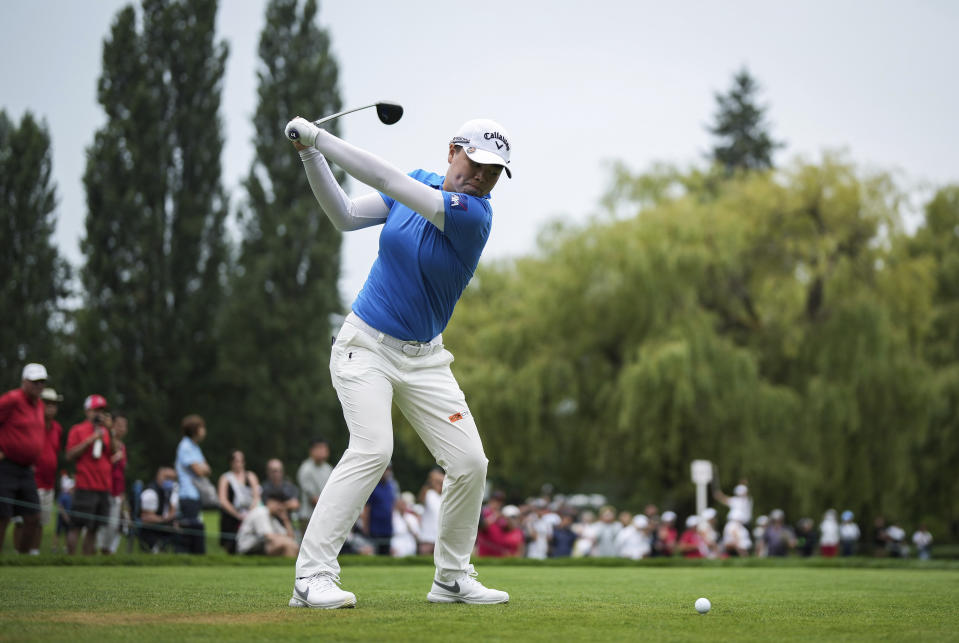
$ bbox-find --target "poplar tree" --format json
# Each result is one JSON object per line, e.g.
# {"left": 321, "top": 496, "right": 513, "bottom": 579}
{"left": 0, "top": 110, "right": 69, "bottom": 377}
{"left": 78, "top": 0, "right": 229, "bottom": 467}
{"left": 214, "top": 0, "right": 345, "bottom": 466}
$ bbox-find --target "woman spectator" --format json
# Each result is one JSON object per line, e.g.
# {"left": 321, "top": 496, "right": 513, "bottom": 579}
{"left": 174, "top": 414, "right": 211, "bottom": 554}
{"left": 218, "top": 449, "right": 260, "bottom": 554}
{"left": 417, "top": 467, "right": 444, "bottom": 555}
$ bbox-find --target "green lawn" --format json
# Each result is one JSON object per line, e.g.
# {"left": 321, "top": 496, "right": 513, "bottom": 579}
{"left": 1, "top": 565, "right": 957, "bottom": 641}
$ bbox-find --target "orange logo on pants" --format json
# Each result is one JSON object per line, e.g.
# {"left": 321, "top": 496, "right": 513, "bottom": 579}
{"left": 448, "top": 412, "right": 463, "bottom": 423}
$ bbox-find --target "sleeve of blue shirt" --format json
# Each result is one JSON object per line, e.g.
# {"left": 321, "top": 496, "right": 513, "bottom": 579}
{"left": 440, "top": 190, "right": 493, "bottom": 263}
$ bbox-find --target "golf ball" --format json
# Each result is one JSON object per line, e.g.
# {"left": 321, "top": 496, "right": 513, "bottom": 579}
{"left": 695, "top": 597, "right": 711, "bottom": 614}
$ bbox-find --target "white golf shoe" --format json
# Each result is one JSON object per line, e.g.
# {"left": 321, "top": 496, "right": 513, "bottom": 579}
{"left": 427, "top": 565, "right": 509, "bottom": 604}
{"left": 289, "top": 572, "right": 357, "bottom": 609}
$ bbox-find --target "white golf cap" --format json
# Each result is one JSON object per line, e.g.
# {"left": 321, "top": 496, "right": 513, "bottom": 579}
{"left": 22, "top": 363, "right": 48, "bottom": 381}
{"left": 702, "top": 507, "right": 717, "bottom": 521}
{"left": 632, "top": 514, "right": 649, "bottom": 528}
{"left": 450, "top": 118, "right": 512, "bottom": 178}
{"left": 661, "top": 510, "right": 677, "bottom": 523}
{"left": 734, "top": 484, "right": 748, "bottom": 496}
{"left": 501, "top": 504, "right": 521, "bottom": 518}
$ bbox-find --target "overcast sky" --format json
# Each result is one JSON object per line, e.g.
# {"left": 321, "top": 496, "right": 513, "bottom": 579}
{"left": 2, "top": 0, "right": 957, "bottom": 300}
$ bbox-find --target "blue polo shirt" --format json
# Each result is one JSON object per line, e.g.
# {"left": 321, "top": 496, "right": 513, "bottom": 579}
{"left": 175, "top": 436, "right": 205, "bottom": 501}
{"left": 352, "top": 170, "right": 493, "bottom": 342}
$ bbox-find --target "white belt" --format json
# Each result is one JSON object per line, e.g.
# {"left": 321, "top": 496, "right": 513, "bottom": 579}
{"left": 345, "top": 312, "right": 443, "bottom": 357}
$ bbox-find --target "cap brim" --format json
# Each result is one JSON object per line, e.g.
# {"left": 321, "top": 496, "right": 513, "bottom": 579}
{"left": 464, "top": 147, "right": 512, "bottom": 178}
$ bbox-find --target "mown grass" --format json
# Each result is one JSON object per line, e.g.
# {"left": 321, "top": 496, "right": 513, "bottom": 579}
{"left": 1, "top": 565, "right": 957, "bottom": 641}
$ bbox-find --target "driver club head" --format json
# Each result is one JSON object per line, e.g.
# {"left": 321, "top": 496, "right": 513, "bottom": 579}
{"left": 376, "top": 102, "right": 404, "bottom": 125}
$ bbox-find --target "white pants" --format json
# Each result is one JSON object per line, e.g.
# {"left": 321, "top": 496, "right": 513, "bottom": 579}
{"left": 296, "top": 319, "right": 488, "bottom": 582}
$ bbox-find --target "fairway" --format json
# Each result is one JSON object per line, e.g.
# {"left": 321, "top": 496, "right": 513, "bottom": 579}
{"left": 1, "top": 565, "right": 957, "bottom": 641}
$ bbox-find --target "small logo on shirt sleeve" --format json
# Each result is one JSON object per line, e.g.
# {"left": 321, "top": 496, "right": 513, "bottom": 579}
{"left": 450, "top": 194, "right": 468, "bottom": 211}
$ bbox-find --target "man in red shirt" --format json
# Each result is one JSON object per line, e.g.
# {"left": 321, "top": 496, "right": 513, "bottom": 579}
{"left": 66, "top": 394, "right": 118, "bottom": 555}
{"left": 14, "top": 387, "right": 63, "bottom": 554}
{"left": 0, "top": 363, "right": 48, "bottom": 553}
{"left": 476, "top": 504, "right": 525, "bottom": 557}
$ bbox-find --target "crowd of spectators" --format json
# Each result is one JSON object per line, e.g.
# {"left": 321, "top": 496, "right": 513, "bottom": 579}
{"left": 467, "top": 484, "right": 936, "bottom": 561}
{"left": 1, "top": 363, "right": 129, "bottom": 555}
{"left": 0, "top": 362, "right": 939, "bottom": 561}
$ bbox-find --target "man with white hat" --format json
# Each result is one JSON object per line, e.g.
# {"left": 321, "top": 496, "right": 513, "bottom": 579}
{"left": 0, "top": 363, "right": 48, "bottom": 553}
{"left": 284, "top": 114, "right": 511, "bottom": 608}
{"left": 15, "top": 387, "right": 65, "bottom": 554}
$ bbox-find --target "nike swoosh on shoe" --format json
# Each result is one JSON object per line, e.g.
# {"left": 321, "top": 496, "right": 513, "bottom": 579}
{"left": 432, "top": 580, "right": 461, "bottom": 593}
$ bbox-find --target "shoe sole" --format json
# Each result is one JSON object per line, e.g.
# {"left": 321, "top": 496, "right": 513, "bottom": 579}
{"left": 426, "top": 591, "right": 509, "bottom": 605}
{"left": 289, "top": 595, "right": 357, "bottom": 609}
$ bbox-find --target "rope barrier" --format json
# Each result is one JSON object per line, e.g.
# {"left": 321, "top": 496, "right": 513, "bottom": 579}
{"left": 0, "top": 495, "right": 235, "bottom": 540}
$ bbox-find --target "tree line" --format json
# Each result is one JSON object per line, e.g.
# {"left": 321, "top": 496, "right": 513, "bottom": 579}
{"left": 1, "top": 1, "right": 956, "bottom": 540}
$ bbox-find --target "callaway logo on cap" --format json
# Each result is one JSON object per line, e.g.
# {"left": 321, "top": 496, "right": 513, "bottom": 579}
{"left": 450, "top": 118, "right": 512, "bottom": 178}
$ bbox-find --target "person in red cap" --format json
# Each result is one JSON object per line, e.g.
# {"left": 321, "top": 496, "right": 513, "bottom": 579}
{"left": 65, "top": 394, "right": 119, "bottom": 554}
{"left": 0, "top": 363, "right": 48, "bottom": 553}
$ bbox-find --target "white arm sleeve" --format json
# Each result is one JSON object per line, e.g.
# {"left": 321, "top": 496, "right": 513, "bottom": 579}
{"left": 312, "top": 129, "right": 447, "bottom": 231}
{"left": 299, "top": 147, "right": 389, "bottom": 231}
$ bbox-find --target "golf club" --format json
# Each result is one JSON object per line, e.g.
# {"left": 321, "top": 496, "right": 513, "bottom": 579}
{"left": 312, "top": 101, "right": 404, "bottom": 127}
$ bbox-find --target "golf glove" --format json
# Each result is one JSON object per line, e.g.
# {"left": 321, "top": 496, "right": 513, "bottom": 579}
{"left": 285, "top": 117, "right": 320, "bottom": 147}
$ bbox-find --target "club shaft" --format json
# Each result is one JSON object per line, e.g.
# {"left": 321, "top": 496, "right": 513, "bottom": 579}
{"left": 312, "top": 103, "right": 377, "bottom": 126}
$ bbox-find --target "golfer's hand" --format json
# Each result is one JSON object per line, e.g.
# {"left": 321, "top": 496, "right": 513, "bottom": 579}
{"left": 285, "top": 117, "right": 319, "bottom": 147}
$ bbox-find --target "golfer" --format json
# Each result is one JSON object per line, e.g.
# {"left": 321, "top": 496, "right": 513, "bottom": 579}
{"left": 284, "top": 115, "right": 512, "bottom": 608}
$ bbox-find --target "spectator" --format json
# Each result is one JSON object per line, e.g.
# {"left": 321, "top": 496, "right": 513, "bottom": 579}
{"left": 296, "top": 437, "right": 332, "bottom": 532}
{"left": 477, "top": 504, "right": 525, "bottom": 557}
{"left": 698, "top": 508, "right": 720, "bottom": 558}
{"left": 571, "top": 510, "right": 598, "bottom": 557}
{"left": 819, "top": 509, "right": 840, "bottom": 557}
{"left": 592, "top": 506, "right": 621, "bottom": 557}
{"left": 476, "top": 489, "right": 505, "bottom": 557}
{"left": 139, "top": 466, "right": 178, "bottom": 553}
{"left": 653, "top": 511, "right": 678, "bottom": 557}
{"left": 97, "top": 412, "right": 128, "bottom": 554}
{"left": 53, "top": 473, "right": 75, "bottom": 553}
{"left": 753, "top": 515, "right": 769, "bottom": 558}
{"left": 362, "top": 468, "right": 396, "bottom": 555}
{"left": 417, "top": 467, "right": 444, "bottom": 555}
{"left": 796, "top": 517, "right": 817, "bottom": 557}
{"left": 763, "top": 509, "right": 796, "bottom": 557}
{"left": 65, "top": 394, "right": 119, "bottom": 555}
{"left": 714, "top": 481, "right": 753, "bottom": 526}
{"left": 872, "top": 516, "right": 889, "bottom": 557}
{"left": 678, "top": 515, "right": 706, "bottom": 558}
{"left": 174, "top": 414, "right": 211, "bottom": 554}
{"left": 886, "top": 522, "right": 908, "bottom": 558}
{"left": 19, "top": 387, "right": 63, "bottom": 554}
{"left": 391, "top": 492, "right": 421, "bottom": 557}
{"left": 549, "top": 511, "right": 577, "bottom": 558}
{"left": 217, "top": 449, "right": 260, "bottom": 554}
{"left": 236, "top": 490, "right": 299, "bottom": 557}
{"left": 0, "top": 363, "right": 47, "bottom": 554}
{"left": 615, "top": 514, "right": 651, "bottom": 560}
{"left": 722, "top": 515, "right": 752, "bottom": 557}
{"left": 839, "top": 510, "right": 860, "bottom": 557}
{"left": 912, "top": 524, "right": 933, "bottom": 560}
{"left": 261, "top": 458, "right": 300, "bottom": 516}
{"left": 525, "top": 499, "right": 556, "bottom": 560}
